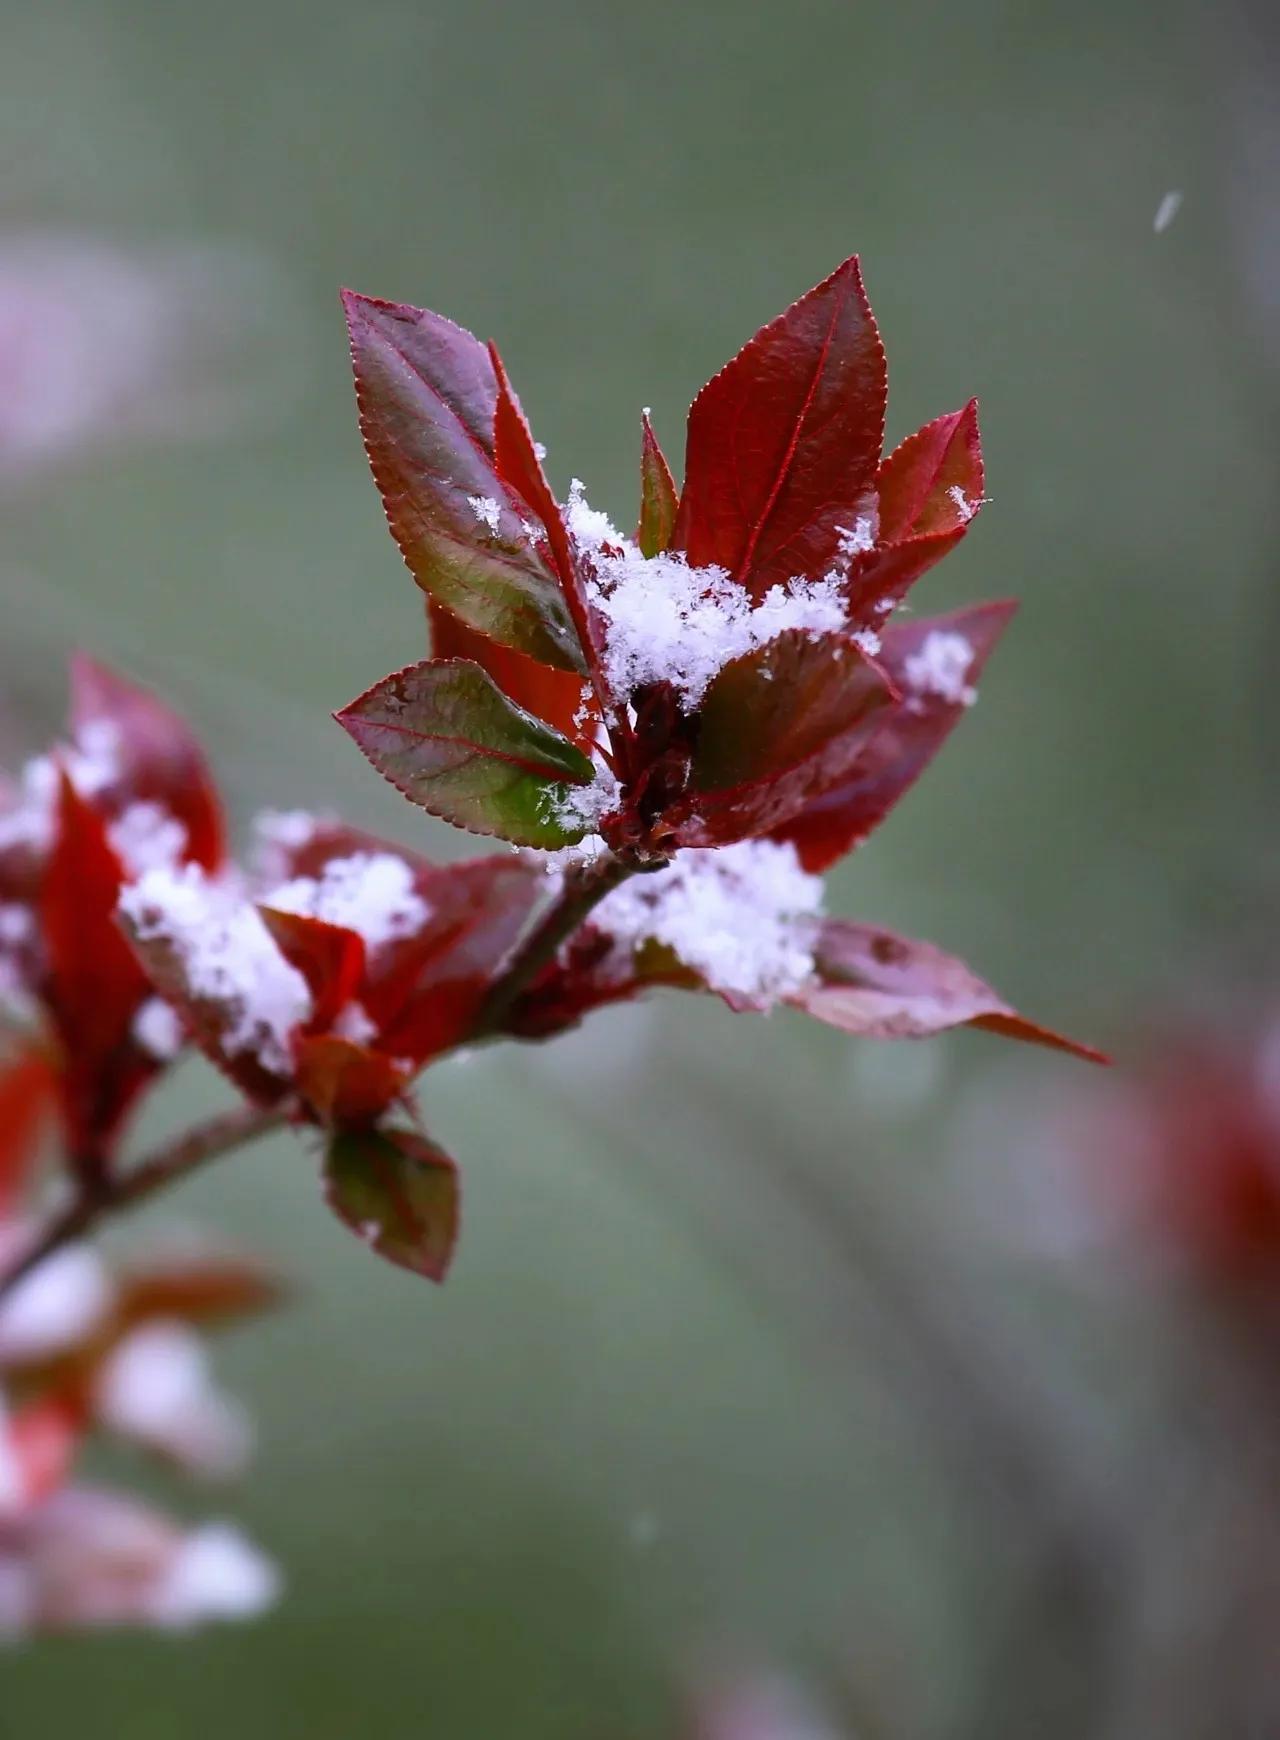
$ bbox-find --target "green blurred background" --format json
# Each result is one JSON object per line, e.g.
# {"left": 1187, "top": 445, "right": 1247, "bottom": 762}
{"left": 1, "top": 0, "right": 1276, "bottom": 1734}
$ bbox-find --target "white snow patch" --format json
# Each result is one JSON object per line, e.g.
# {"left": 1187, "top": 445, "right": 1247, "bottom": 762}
{"left": 0, "top": 905, "right": 32, "bottom": 947}
{"left": 265, "top": 852, "right": 429, "bottom": 951}
{"left": 542, "top": 756, "right": 621, "bottom": 837}
{"left": 64, "top": 719, "right": 123, "bottom": 798}
{"left": 119, "top": 864, "right": 311, "bottom": 1075}
{"left": 251, "top": 809, "right": 323, "bottom": 880}
{"left": 131, "top": 996, "right": 185, "bottom": 1062}
{"left": 1153, "top": 190, "right": 1183, "bottom": 234}
{"left": 902, "top": 630, "right": 977, "bottom": 707}
{"left": 593, "top": 839, "right": 824, "bottom": 1005}
{"left": 836, "top": 515, "right": 875, "bottom": 559}
{"left": 0, "top": 1244, "right": 112, "bottom": 1364}
{"left": 467, "top": 494, "right": 502, "bottom": 533}
{"left": 0, "top": 1402, "right": 25, "bottom": 1517}
{"left": 108, "top": 802, "right": 187, "bottom": 877}
{"left": 333, "top": 1001, "right": 378, "bottom": 1045}
{"left": 95, "top": 1321, "right": 252, "bottom": 1478}
{"left": 149, "top": 1522, "right": 280, "bottom": 1628}
{"left": 566, "top": 480, "right": 860, "bottom": 708}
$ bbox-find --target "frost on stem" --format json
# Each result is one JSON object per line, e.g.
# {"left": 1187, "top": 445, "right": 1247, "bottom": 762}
{"left": 593, "top": 839, "right": 825, "bottom": 1006}
{"left": 566, "top": 481, "right": 854, "bottom": 709}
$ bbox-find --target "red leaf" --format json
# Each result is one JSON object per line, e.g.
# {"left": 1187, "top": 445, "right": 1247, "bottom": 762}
{"left": 637, "top": 412, "right": 678, "bottom": 557}
{"left": 294, "top": 1034, "right": 408, "bottom": 1127}
{"left": 117, "top": 916, "right": 287, "bottom": 1109}
{"left": 3, "top": 1397, "right": 82, "bottom": 1508}
{"left": 372, "top": 855, "right": 549, "bottom": 1062}
{"left": 791, "top": 919, "right": 1106, "bottom": 1062}
{"left": 324, "top": 1125, "right": 460, "bottom": 1282}
{"left": 343, "top": 291, "right": 584, "bottom": 672}
{"left": 673, "top": 258, "right": 886, "bottom": 598}
{"left": 874, "top": 401, "right": 983, "bottom": 543}
{"left": 335, "top": 658, "right": 596, "bottom": 847}
{"left": 772, "top": 602, "right": 1016, "bottom": 871}
{"left": 0, "top": 1047, "right": 55, "bottom": 1219}
{"left": 489, "top": 344, "right": 603, "bottom": 688}
{"left": 672, "top": 631, "right": 895, "bottom": 846}
{"left": 41, "top": 771, "right": 152, "bottom": 1168}
{"left": 428, "top": 600, "right": 596, "bottom": 748}
{"left": 115, "top": 1259, "right": 283, "bottom": 1334}
{"left": 257, "top": 907, "right": 365, "bottom": 1034}
{"left": 69, "top": 655, "right": 224, "bottom": 872}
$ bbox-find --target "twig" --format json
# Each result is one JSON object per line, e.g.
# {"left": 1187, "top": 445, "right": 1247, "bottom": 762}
{"left": 0, "top": 1101, "right": 289, "bottom": 1305}
{"left": 477, "top": 851, "right": 633, "bottom": 1034}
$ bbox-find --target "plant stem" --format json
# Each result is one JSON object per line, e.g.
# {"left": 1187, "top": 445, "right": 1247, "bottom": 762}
{"left": 477, "top": 851, "right": 633, "bottom": 1034}
{"left": 0, "top": 1101, "right": 289, "bottom": 1306}
{"left": 0, "top": 855, "right": 635, "bottom": 1299}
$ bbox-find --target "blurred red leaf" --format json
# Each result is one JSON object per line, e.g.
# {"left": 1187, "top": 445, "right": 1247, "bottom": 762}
{"left": 0, "top": 1047, "right": 55, "bottom": 1219}
{"left": 673, "top": 257, "right": 886, "bottom": 598}
{"left": 294, "top": 1034, "right": 408, "bottom": 1127}
{"left": 324, "top": 1124, "right": 459, "bottom": 1282}
{"left": 257, "top": 907, "right": 365, "bottom": 1034}
{"left": 792, "top": 919, "right": 1105, "bottom": 1061}
{"left": 40, "top": 771, "right": 151, "bottom": 1168}
{"left": 69, "top": 655, "right": 224, "bottom": 871}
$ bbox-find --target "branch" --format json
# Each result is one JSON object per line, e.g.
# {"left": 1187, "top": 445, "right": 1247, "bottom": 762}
{"left": 0, "top": 1101, "right": 289, "bottom": 1306}
{"left": 477, "top": 850, "right": 633, "bottom": 1034}
{"left": 0, "top": 852, "right": 635, "bottom": 1301}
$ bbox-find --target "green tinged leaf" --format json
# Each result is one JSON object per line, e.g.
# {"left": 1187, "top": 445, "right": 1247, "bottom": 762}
{"left": 343, "top": 291, "right": 585, "bottom": 672}
{"left": 336, "top": 659, "right": 597, "bottom": 848}
{"left": 324, "top": 1125, "right": 460, "bottom": 1282}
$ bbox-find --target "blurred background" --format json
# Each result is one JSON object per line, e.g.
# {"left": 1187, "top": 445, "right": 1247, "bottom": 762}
{"left": 1, "top": 0, "right": 1278, "bottom": 1733}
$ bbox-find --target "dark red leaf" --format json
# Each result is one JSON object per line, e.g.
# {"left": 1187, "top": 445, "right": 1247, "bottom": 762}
{"left": 873, "top": 400, "right": 983, "bottom": 543}
{"left": 336, "top": 658, "right": 596, "bottom": 847}
{"left": 672, "top": 631, "right": 895, "bottom": 846}
{"left": 41, "top": 771, "right": 152, "bottom": 1168}
{"left": 69, "top": 655, "right": 225, "bottom": 872}
{"left": 772, "top": 602, "right": 1017, "bottom": 872}
{"left": 637, "top": 412, "right": 678, "bottom": 557}
{"left": 0, "top": 1046, "right": 55, "bottom": 1219}
{"left": 372, "top": 855, "right": 549, "bottom": 1062}
{"left": 343, "top": 290, "right": 584, "bottom": 672}
{"left": 257, "top": 907, "right": 366, "bottom": 1033}
{"left": 324, "top": 1124, "right": 460, "bottom": 1282}
{"left": 673, "top": 258, "right": 886, "bottom": 598}
{"left": 294, "top": 1034, "right": 408, "bottom": 1127}
{"left": 791, "top": 919, "right": 1106, "bottom": 1062}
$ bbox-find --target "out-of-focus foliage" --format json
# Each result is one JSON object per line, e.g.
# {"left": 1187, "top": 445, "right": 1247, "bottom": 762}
{"left": 0, "top": 0, "right": 1276, "bottom": 1733}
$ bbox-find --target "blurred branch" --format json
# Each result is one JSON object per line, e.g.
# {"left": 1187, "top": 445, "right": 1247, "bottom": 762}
{"left": 0, "top": 1101, "right": 289, "bottom": 1305}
